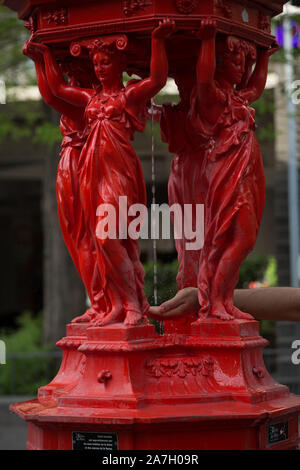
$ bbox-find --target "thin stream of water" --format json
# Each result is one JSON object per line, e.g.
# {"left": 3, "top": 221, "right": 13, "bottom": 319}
{"left": 151, "top": 99, "right": 163, "bottom": 335}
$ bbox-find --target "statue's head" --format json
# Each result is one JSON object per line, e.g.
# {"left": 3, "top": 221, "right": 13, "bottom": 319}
{"left": 61, "top": 57, "right": 97, "bottom": 88}
{"left": 70, "top": 35, "right": 128, "bottom": 85}
{"left": 216, "top": 36, "right": 247, "bottom": 86}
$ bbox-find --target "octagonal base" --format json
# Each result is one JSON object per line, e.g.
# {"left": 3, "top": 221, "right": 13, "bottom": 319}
{"left": 11, "top": 395, "right": 300, "bottom": 450}
{"left": 10, "top": 319, "right": 300, "bottom": 450}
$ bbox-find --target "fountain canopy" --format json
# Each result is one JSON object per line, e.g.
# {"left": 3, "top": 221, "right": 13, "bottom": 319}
{"left": 3, "top": 0, "right": 286, "bottom": 76}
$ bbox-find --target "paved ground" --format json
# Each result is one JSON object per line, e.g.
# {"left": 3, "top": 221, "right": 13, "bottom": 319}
{"left": 0, "top": 397, "right": 33, "bottom": 450}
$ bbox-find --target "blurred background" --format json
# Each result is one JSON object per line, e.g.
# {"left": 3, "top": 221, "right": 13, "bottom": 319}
{"left": 1, "top": 1, "right": 300, "bottom": 449}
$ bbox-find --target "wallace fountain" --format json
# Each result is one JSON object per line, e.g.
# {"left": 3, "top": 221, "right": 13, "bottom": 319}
{"left": 3, "top": 0, "right": 300, "bottom": 450}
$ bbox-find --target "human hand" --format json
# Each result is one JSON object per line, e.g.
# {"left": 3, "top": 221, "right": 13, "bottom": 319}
{"left": 23, "top": 38, "right": 47, "bottom": 59}
{"left": 152, "top": 18, "right": 176, "bottom": 40}
{"left": 148, "top": 287, "right": 200, "bottom": 320}
{"left": 22, "top": 39, "right": 41, "bottom": 60}
{"left": 194, "top": 18, "right": 217, "bottom": 41}
{"left": 267, "top": 40, "right": 280, "bottom": 57}
{"left": 31, "top": 41, "right": 48, "bottom": 53}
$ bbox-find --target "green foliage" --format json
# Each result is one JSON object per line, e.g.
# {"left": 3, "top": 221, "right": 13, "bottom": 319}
{"left": 0, "top": 5, "right": 61, "bottom": 149}
{"left": 0, "top": 114, "right": 31, "bottom": 141}
{"left": 237, "top": 255, "right": 277, "bottom": 288}
{"left": 144, "top": 259, "right": 178, "bottom": 305}
{"left": 0, "top": 5, "right": 34, "bottom": 86}
{"left": 0, "top": 312, "right": 59, "bottom": 395}
{"left": 0, "top": 101, "right": 61, "bottom": 147}
{"left": 252, "top": 91, "right": 275, "bottom": 143}
{"left": 264, "top": 256, "right": 278, "bottom": 287}
{"left": 253, "top": 93, "right": 275, "bottom": 116}
{"left": 33, "top": 121, "right": 62, "bottom": 146}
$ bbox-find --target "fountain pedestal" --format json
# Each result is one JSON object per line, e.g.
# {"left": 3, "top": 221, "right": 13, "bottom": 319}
{"left": 11, "top": 320, "right": 300, "bottom": 450}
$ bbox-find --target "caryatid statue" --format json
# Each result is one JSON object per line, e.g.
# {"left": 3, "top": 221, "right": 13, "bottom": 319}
{"left": 23, "top": 13, "right": 278, "bottom": 327}
{"left": 24, "top": 19, "right": 176, "bottom": 327}
{"left": 170, "top": 19, "right": 279, "bottom": 322}
{"left": 150, "top": 19, "right": 278, "bottom": 324}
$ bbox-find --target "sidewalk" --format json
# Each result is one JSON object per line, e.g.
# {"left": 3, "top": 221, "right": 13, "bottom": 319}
{"left": 0, "top": 396, "right": 33, "bottom": 450}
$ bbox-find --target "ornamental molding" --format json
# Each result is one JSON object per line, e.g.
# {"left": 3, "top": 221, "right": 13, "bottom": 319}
{"left": 123, "top": 0, "right": 152, "bottom": 16}
{"left": 215, "top": 0, "right": 232, "bottom": 18}
{"left": 258, "top": 12, "right": 271, "bottom": 33}
{"left": 56, "top": 337, "right": 83, "bottom": 350}
{"left": 174, "top": 0, "right": 200, "bottom": 15}
{"left": 43, "top": 8, "right": 68, "bottom": 26}
{"left": 146, "top": 356, "right": 214, "bottom": 379}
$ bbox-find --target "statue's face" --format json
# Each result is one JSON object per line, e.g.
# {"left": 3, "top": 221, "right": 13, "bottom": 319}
{"left": 222, "top": 49, "right": 245, "bottom": 86}
{"left": 92, "top": 51, "right": 121, "bottom": 83}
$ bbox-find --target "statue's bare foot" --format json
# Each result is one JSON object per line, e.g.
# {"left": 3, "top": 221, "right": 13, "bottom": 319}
{"left": 210, "top": 304, "right": 234, "bottom": 321}
{"left": 124, "top": 310, "right": 145, "bottom": 327}
{"left": 229, "top": 305, "right": 254, "bottom": 321}
{"left": 92, "top": 306, "right": 123, "bottom": 327}
{"left": 92, "top": 314, "right": 108, "bottom": 327}
{"left": 72, "top": 308, "right": 97, "bottom": 324}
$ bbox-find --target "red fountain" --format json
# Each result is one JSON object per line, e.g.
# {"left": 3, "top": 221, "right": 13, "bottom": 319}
{"left": 3, "top": 0, "right": 300, "bottom": 450}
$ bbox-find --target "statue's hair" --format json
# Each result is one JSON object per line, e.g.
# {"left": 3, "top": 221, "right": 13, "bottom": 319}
{"left": 216, "top": 35, "right": 257, "bottom": 67}
{"left": 88, "top": 40, "right": 118, "bottom": 58}
{"left": 70, "top": 35, "right": 128, "bottom": 59}
{"left": 69, "top": 35, "right": 128, "bottom": 73}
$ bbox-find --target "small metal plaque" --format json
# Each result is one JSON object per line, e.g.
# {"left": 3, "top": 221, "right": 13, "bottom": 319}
{"left": 267, "top": 421, "right": 289, "bottom": 445}
{"left": 72, "top": 432, "right": 118, "bottom": 450}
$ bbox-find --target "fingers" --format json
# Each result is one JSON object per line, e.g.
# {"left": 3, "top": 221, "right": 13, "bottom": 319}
{"left": 148, "top": 302, "right": 188, "bottom": 321}
{"left": 194, "top": 18, "right": 217, "bottom": 40}
{"left": 153, "top": 17, "right": 176, "bottom": 38}
{"left": 268, "top": 42, "right": 280, "bottom": 56}
{"left": 160, "top": 293, "right": 183, "bottom": 313}
{"left": 148, "top": 306, "right": 167, "bottom": 321}
{"left": 147, "top": 288, "right": 200, "bottom": 321}
{"left": 159, "top": 17, "right": 176, "bottom": 27}
{"left": 200, "top": 18, "right": 217, "bottom": 29}
{"left": 23, "top": 41, "right": 42, "bottom": 60}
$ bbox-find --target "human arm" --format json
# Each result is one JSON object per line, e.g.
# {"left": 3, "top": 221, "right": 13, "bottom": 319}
{"left": 31, "top": 42, "right": 92, "bottom": 108}
{"left": 23, "top": 40, "right": 84, "bottom": 121}
{"left": 148, "top": 287, "right": 300, "bottom": 322}
{"left": 240, "top": 42, "right": 279, "bottom": 104}
{"left": 233, "top": 287, "right": 300, "bottom": 321}
{"left": 194, "top": 19, "right": 226, "bottom": 124}
{"left": 126, "top": 18, "right": 175, "bottom": 106}
{"left": 236, "top": 44, "right": 257, "bottom": 91}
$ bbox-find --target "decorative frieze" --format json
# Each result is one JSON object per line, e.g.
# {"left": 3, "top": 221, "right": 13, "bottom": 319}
{"left": 123, "top": 0, "right": 152, "bottom": 16}
{"left": 146, "top": 356, "right": 214, "bottom": 379}
{"left": 43, "top": 8, "right": 68, "bottom": 26}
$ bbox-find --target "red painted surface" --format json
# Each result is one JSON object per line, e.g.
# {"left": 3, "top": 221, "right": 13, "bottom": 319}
{"left": 4, "top": 0, "right": 300, "bottom": 450}
{"left": 10, "top": 320, "right": 300, "bottom": 449}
